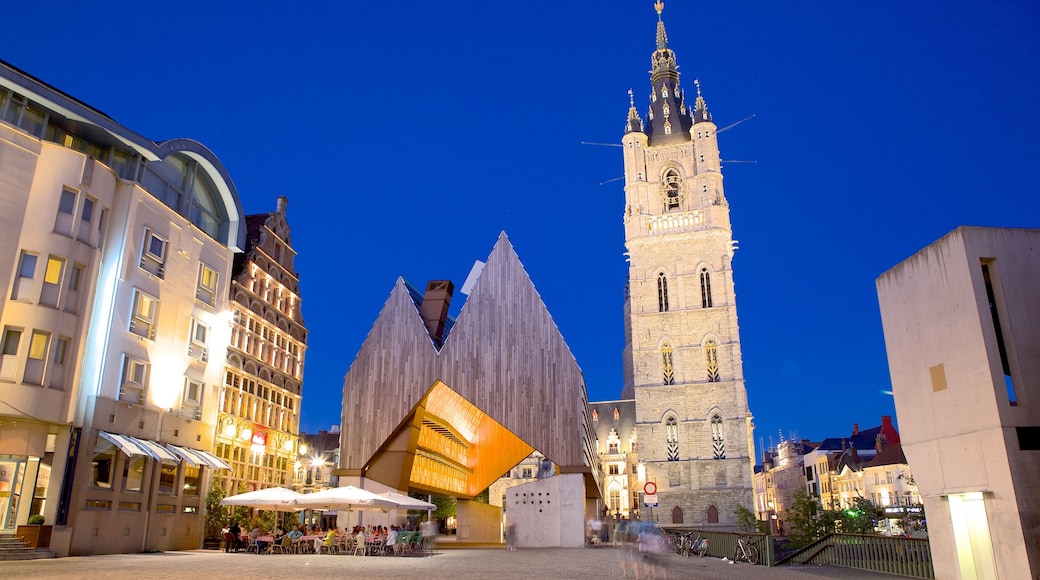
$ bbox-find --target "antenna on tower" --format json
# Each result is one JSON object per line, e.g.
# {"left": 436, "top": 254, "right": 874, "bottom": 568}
{"left": 599, "top": 176, "right": 625, "bottom": 186}
{"left": 581, "top": 141, "right": 623, "bottom": 148}
{"left": 718, "top": 113, "right": 756, "bottom": 133}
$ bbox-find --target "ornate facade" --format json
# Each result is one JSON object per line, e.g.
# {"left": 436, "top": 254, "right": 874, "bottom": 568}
{"left": 614, "top": 3, "right": 754, "bottom": 527}
{"left": 213, "top": 197, "right": 307, "bottom": 495}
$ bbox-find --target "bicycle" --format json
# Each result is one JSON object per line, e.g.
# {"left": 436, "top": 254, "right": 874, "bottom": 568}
{"left": 734, "top": 535, "right": 759, "bottom": 565}
{"left": 691, "top": 533, "right": 708, "bottom": 557}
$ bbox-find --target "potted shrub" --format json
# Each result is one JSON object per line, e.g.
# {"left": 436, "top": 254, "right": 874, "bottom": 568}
{"left": 16, "top": 514, "right": 52, "bottom": 548}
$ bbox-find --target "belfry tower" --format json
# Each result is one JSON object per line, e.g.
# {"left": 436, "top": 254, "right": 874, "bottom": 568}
{"left": 620, "top": 1, "right": 753, "bottom": 527}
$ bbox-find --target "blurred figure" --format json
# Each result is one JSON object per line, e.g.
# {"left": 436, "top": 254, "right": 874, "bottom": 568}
{"left": 617, "top": 520, "right": 641, "bottom": 580}
{"left": 637, "top": 523, "right": 669, "bottom": 580}
{"left": 504, "top": 521, "right": 517, "bottom": 550}
{"left": 420, "top": 519, "right": 438, "bottom": 552}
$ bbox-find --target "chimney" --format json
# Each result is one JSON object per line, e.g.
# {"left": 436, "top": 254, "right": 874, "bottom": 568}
{"left": 850, "top": 444, "right": 859, "bottom": 464}
{"left": 420, "top": 280, "right": 454, "bottom": 346}
{"left": 276, "top": 196, "right": 287, "bottom": 215}
{"left": 852, "top": 423, "right": 859, "bottom": 436}
{"left": 876, "top": 434, "right": 883, "bottom": 453}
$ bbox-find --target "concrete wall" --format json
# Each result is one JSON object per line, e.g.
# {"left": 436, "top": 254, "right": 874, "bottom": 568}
{"left": 877, "top": 226, "right": 1040, "bottom": 580}
{"left": 505, "top": 474, "right": 586, "bottom": 548}
{"left": 456, "top": 500, "right": 501, "bottom": 543}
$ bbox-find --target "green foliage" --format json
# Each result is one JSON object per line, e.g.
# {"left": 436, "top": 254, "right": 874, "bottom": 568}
{"left": 475, "top": 488, "right": 490, "bottom": 504}
{"left": 733, "top": 505, "right": 757, "bottom": 533}
{"left": 282, "top": 512, "right": 299, "bottom": 529}
{"left": 840, "top": 497, "right": 877, "bottom": 534}
{"left": 431, "top": 495, "right": 456, "bottom": 518}
{"left": 204, "top": 484, "right": 227, "bottom": 538}
{"left": 785, "top": 490, "right": 822, "bottom": 548}
{"left": 27, "top": 514, "right": 45, "bottom": 525}
{"left": 232, "top": 506, "right": 251, "bottom": 525}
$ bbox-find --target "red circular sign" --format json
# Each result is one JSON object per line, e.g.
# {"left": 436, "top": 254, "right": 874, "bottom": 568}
{"left": 644, "top": 482, "right": 657, "bottom": 495}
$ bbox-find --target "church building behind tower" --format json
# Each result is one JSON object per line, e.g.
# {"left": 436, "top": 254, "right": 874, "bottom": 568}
{"left": 610, "top": 2, "right": 754, "bottom": 527}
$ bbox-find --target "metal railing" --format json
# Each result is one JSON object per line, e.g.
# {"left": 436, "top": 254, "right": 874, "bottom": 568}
{"left": 777, "top": 533, "right": 934, "bottom": 578}
{"left": 665, "top": 528, "right": 775, "bottom": 566}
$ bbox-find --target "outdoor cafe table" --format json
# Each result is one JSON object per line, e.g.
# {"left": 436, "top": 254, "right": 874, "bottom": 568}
{"left": 297, "top": 535, "right": 320, "bottom": 553}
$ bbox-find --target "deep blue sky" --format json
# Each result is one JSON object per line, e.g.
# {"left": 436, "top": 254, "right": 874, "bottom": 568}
{"left": 7, "top": 2, "right": 1039, "bottom": 453}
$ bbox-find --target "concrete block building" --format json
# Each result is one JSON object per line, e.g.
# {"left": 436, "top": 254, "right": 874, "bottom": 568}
{"left": 877, "top": 226, "right": 1040, "bottom": 579}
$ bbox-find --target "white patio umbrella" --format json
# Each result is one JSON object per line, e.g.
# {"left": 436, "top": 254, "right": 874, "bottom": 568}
{"left": 293, "top": 485, "right": 398, "bottom": 511}
{"left": 220, "top": 486, "right": 305, "bottom": 512}
{"left": 380, "top": 491, "right": 436, "bottom": 510}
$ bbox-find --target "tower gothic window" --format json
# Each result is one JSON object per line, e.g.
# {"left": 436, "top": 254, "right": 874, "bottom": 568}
{"left": 657, "top": 273, "right": 669, "bottom": 312}
{"left": 705, "top": 339, "right": 720, "bottom": 382}
{"left": 700, "top": 268, "right": 713, "bottom": 308}
{"left": 666, "top": 417, "right": 679, "bottom": 461}
{"left": 711, "top": 415, "right": 725, "bottom": 459}
{"left": 662, "top": 169, "right": 682, "bottom": 210}
{"left": 662, "top": 343, "right": 675, "bottom": 385}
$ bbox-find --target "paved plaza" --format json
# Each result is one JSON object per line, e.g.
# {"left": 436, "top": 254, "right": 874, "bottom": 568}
{"left": 0, "top": 547, "right": 902, "bottom": 579}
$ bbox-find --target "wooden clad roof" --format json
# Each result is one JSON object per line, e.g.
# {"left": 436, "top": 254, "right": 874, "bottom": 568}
{"left": 339, "top": 233, "right": 595, "bottom": 496}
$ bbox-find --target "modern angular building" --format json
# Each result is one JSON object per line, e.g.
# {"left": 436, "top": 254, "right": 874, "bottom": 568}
{"left": 605, "top": 2, "right": 755, "bottom": 527}
{"left": 213, "top": 197, "right": 307, "bottom": 496}
{"left": 877, "top": 226, "right": 1040, "bottom": 579}
{"left": 338, "top": 234, "right": 598, "bottom": 546}
{"left": 0, "top": 59, "right": 244, "bottom": 555}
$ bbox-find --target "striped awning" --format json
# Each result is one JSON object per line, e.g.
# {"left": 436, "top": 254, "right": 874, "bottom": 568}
{"left": 166, "top": 444, "right": 231, "bottom": 470}
{"left": 97, "top": 431, "right": 180, "bottom": 463}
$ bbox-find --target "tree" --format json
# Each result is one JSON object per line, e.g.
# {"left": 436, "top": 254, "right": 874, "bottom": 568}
{"left": 204, "top": 484, "right": 227, "bottom": 539}
{"left": 733, "top": 505, "right": 757, "bottom": 533}
{"left": 840, "top": 497, "right": 877, "bottom": 535}
{"left": 785, "top": 490, "right": 822, "bottom": 548}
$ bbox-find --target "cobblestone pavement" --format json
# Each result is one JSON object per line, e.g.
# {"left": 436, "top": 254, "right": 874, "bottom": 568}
{"left": 0, "top": 547, "right": 903, "bottom": 580}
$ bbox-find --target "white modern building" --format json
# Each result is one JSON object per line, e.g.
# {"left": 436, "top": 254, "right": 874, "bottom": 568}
{"left": 877, "top": 226, "right": 1040, "bottom": 579}
{"left": 0, "top": 59, "right": 245, "bottom": 555}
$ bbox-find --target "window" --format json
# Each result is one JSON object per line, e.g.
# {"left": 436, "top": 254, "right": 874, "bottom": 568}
{"left": 55, "top": 187, "right": 76, "bottom": 235}
{"left": 27, "top": 331, "right": 48, "bottom": 360}
{"left": 130, "top": 290, "right": 157, "bottom": 340}
{"left": 1, "top": 330, "right": 21, "bottom": 357}
{"left": 120, "top": 356, "right": 148, "bottom": 404}
{"left": 608, "top": 442, "right": 619, "bottom": 454}
{"left": 711, "top": 414, "right": 725, "bottom": 459}
{"left": 662, "top": 343, "right": 675, "bottom": 385}
{"left": 706, "top": 505, "right": 719, "bottom": 524}
{"left": 183, "top": 465, "right": 200, "bottom": 496}
{"left": 981, "top": 261, "right": 1017, "bottom": 404}
{"left": 592, "top": 409, "right": 598, "bottom": 422}
{"left": 11, "top": 252, "right": 37, "bottom": 300}
{"left": 610, "top": 489, "right": 621, "bottom": 511}
{"left": 705, "top": 339, "right": 720, "bottom": 382}
{"left": 40, "top": 256, "right": 64, "bottom": 307}
{"left": 700, "top": 268, "right": 713, "bottom": 308}
{"left": 91, "top": 449, "right": 115, "bottom": 489}
{"left": 158, "top": 462, "right": 178, "bottom": 494}
{"left": 182, "top": 379, "right": 203, "bottom": 420}
{"left": 522, "top": 468, "right": 532, "bottom": 478}
{"left": 188, "top": 318, "right": 208, "bottom": 362}
{"left": 65, "top": 264, "right": 83, "bottom": 313}
{"left": 657, "top": 273, "right": 669, "bottom": 312}
{"left": 23, "top": 329, "right": 49, "bottom": 385}
{"left": 49, "top": 336, "right": 70, "bottom": 389}
{"left": 196, "top": 263, "right": 218, "bottom": 306}
{"left": 666, "top": 417, "right": 679, "bottom": 461}
{"left": 123, "top": 455, "right": 145, "bottom": 492}
{"left": 78, "top": 197, "right": 95, "bottom": 243}
{"left": 53, "top": 337, "right": 68, "bottom": 365}
{"left": 608, "top": 464, "right": 620, "bottom": 475}
{"left": 139, "top": 230, "right": 167, "bottom": 279}
{"left": 614, "top": 408, "right": 620, "bottom": 421}
{"left": 662, "top": 169, "right": 682, "bottom": 210}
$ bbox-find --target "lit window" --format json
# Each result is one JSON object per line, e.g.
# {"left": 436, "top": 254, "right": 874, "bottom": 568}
{"left": 662, "top": 343, "right": 675, "bottom": 385}
{"left": 158, "top": 462, "right": 178, "bottom": 494}
{"left": 705, "top": 339, "right": 720, "bottom": 382}
{"left": 196, "top": 263, "right": 218, "bottom": 306}
{"left": 666, "top": 417, "right": 679, "bottom": 461}
{"left": 130, "top": 290, "right": 158, "bottom": 340}
{"left": 28, "top": 331, "right": 48, "bottom": 360}
{"left": 123, "top": 456, "right": 145, "bottom": 492}
{"left": 711, "top": 415, "right": 725, "bottom": 459}
{"left": 614, "top": 407, "right": 620, "bottom": 421}
{"left": 40, "top": 256, "right": 64, "bottom": 307}
{"left": 662, "top": 169, "right": 682, "bottom": 210}
{"left": 120, "top": 356, "right": 149, "bottom": 404}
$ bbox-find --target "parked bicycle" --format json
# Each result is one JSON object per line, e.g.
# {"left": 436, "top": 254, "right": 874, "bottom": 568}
{"left": 734, "top": 535, "right": 760, "bottom": 565}
{"left": 690, "top": 533, "right": 708, "bottom": 557}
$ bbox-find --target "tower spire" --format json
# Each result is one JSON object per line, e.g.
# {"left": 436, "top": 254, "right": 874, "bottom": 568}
{"left": 655, "top": 1, "right": 668, "bottom": 49}
{"left": 645, "top": 1, "right": 691, "bottom": 144}
{"left": 626, "top": 88, "right": 643, "bottom": 133}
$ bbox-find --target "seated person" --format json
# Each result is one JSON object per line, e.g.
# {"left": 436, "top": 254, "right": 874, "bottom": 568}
{"left": 386, "top": 526, "right": 400, "bottom": 554}
{"left": 250, "top": 525, "right": 270, "bottom": 553}
{"left": 288, "top": 525, "right": 303, "bottom": 542}
{"left": 228, "top": 521, "right": 245, "bottom": 551}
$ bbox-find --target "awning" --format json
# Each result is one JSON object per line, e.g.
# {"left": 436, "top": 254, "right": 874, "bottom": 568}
{"left": 97, "top": 431, "right": 180, "bottom": 463}
{"left": 166, "top": 444, "right": 231, "bottom": 470}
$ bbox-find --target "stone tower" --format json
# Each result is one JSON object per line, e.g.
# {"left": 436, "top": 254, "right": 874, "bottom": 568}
{"left": 620, "top": 2, "right": 754, "bottom": 527}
